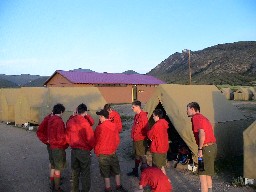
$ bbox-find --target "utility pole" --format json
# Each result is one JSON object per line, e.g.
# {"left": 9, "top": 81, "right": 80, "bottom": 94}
{"left": 182, "top": 49, "right": 191, "bottom": 85}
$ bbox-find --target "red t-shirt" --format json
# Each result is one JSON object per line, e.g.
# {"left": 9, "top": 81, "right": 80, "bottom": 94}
{"left": 192, "top": 113, "right": 216, "bottom": 145}
{"left": 94, "top": 120, "right": 120, "bottom": 156}
{"left": 48, "top": 115, "right": 67, "bottom": 149}
{"left": 131, "top": 110, "right": 149, "bottom": 141}
{"left": 147, "top": 119, "right": 169, "bottom": 153}
{"left": 109, "top": 110, "right": 122, "bottom": 132}
{"left": 140, "top": 167, "right": 172, "bottom": 192}
{"left": 37, "top": 114, "right": 51, "bottom": 144}
{"left": 66, "top": 115, "right": 95, "bottom": 151}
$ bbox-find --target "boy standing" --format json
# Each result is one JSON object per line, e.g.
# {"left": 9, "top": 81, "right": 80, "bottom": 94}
{"left": 48, "top": 103, "right": 67, "bottom": 192}
{"left": 104, "top": 104, "right": 122, "bottom": 132}
{"left": 94, "top": 109, "right": 127, "bottom": 192}
{"left": 66, "top": 103, "right": 95, "bottom": 192}
{"left": 147, "top": 109, "right": 169, "bottom": 174}
{"left": 187, "top": 102, "right": 217, "bottom": 192}
{"left": 127, "top": 100, "right": 149, "bottom": 177}
{"left": 37, "top": 112, "right": 55, "bottom": 189}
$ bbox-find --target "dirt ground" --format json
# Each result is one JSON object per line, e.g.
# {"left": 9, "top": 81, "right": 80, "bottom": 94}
{"left": 0, "top": 101, "right": 255, "bottom": 192}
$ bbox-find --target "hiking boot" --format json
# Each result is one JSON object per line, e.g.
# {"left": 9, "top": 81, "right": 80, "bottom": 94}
{"left": 49, "top": 180, "right": 54, "bottom": 190}
{"left": 116, "top": 185, "right": 128, "bottom": 192}
{"left": 127, "top": 168, "right": 139, "bottom": 177}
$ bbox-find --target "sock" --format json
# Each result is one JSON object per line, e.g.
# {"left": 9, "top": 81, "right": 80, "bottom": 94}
{"left": 50, "top": 177, "right": 54, "bottom": 181}
{"left": 54, "top": 173, "right": 61, "bottom": 190}
{"left": 135, "top": 159, "right": 141, "bottom": 169}
{"left": 116, "top": 185, "right": 121, "bottom": 189}
{"left": 105, "top": 187, "right": 112, "bottom": 191}
{"left": 208, "top": 188, "right": 213, "bottom": 192}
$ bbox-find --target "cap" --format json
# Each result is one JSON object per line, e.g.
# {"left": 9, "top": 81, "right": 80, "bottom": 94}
{"left": 96, "top": 109, "right": 109, "bottom": 118}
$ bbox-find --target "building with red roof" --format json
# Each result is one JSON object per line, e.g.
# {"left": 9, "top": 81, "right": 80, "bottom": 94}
{"left": 44, "top": 70, "right": 165, "bottom": 103}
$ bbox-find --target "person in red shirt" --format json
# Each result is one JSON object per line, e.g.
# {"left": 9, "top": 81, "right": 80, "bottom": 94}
{"left": 48, "top": 103, "right": 67, "bottom": 192}
{"left": 187, "top": 102, "right": 217, "bottom": 192}
{"left": 148, "top": 109, "right": 169, "bottom": 175}
{"left": 127, "top": 100, "right": 149, "bottom": 177}
{"left": 66, "top": 103, "right": 95, "bottom": 192}
{"left": 138, "top": 166, "right": 172, "bottom": 192}
{"left": 94, "top": 109, "right": 127, "bottom": 192}
{"left": 37, "top": 112, "right": 55, "bottom": 189}
{"left": 104, "top": 103, "right": 122, "bottom": 132}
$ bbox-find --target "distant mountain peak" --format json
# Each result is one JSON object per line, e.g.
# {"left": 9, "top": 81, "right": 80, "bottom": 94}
{"left": 122, "top": 70, "right": 139, "bottom": 74}
{"left": 147, "top": 41, "right": 256, "bottom": 85}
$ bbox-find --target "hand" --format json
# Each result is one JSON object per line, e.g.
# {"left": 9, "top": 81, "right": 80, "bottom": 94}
{"left": 198, "top": 149, "right": 203, "bottom": 158}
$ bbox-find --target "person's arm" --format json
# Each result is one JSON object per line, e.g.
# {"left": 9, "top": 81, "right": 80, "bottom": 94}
{"left": 85, "top": 114, "right": 95, "bottom": 126}
{"left": 198, "top": 129, "right": 205, "bottom": 157}
{"left": 147, "top": 124, "right": 155, "bottom": 140}
{"left": 36, "top": 116, "right": 49, "bottom": 144}
{"left": 84, "top": 121, "right": 95, "bottom": 149}
{"left": 140, "top": 113, "right": 149, "bottom": 137}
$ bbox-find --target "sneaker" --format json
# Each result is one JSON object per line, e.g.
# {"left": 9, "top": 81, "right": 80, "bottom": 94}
{"left": 127, "top": 168, "right": 139, "bottom": 177}
{"left": 116, "top": 185, "right": 128, "bottom": 192}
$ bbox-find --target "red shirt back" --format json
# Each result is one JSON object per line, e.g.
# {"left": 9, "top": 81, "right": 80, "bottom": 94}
{"left": 140, "top": 167, "right": 172, "bottom": 192}
{"left": 48, "top": 115, "right": 67, "bottom": 149}
{"left": 131, "top": 110, "right": 149, "bottom": 141}
{"left": 66, "top": 115, "right": 95, "bottom": 151}
{"left": 94, "top": 120, "right": 120, "bottom": 156}
{"left": 37, "top": 114, "right": 51, "bottom": 144}
{"left": 192, "top": 113, "right": 216, "bottom": 145}
{"left": 147, "top": 119, "right": 169, "bottom": 153}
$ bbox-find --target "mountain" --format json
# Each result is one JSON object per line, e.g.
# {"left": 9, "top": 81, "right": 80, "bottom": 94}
{"left": 23, "top": 76, "right": 50, "bottom": 87}
{"left": 0, "top": 74, "right": 42, "bottom": 86}
{"left": 147, "top": 41, "right": 256, "bottom": 85}
{"left": 122, "top": 70, "right": 139, "bottom": 74}
{"left": 0, "top": 78, "right": 19, "bottom": 88}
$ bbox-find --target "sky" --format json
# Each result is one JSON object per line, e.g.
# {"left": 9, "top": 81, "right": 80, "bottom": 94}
{"left": 0, "top": 0, "right": 256, "bottom": 76}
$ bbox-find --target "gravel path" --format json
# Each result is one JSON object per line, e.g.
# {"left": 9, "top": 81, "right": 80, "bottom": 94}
{"left": 0, "top": 123, "right": 255, "bottom": 192}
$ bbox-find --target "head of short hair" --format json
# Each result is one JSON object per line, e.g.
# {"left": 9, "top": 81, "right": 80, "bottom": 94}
{"left": 77, "top": 103, "right": 87, "bottom": 114}
{"left": 96, "top": 109, "right": 109, "bottom": 119}
{"left": 104, "top": 104, "right": 111, "bottom": 111}
{"left": 52, "top": 103, "right": 65, "bottom": 115}
{"left": 132, "top": 100, "right": 141, "bottom": 107}
{"left": 187, "top": 102, "right": 200, "bottom": 112}
{"left": 153, "top": 109, "right": 164, "bottom": 119}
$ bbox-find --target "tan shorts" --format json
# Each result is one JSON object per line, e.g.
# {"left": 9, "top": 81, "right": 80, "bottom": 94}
{"left": 199, "top": 144, "right": 217, "bottom": 176}
{"left": 133, "top": 140, "right": 147, "bottom": 158}
{"left": 152, "top": 153, "right": 167, "bottom": 168}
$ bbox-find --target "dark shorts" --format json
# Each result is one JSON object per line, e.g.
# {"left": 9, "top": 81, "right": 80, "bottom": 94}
{"left": 51, "top": 149, "right": 66, "bottom": 171}
{"left": 133, "top": 140, "right": 147, "bottom": 158}
{"left": 199, "top": 143, "right": 217, "bottom": 176}
{"left": 47, "top": 145, "right": 54, "bottom": 168}
{"left": 152, "top": 153, "right": 167, "bottom": 168}
{"left": 99, "top": 154, "right": 121, "bottom": 178}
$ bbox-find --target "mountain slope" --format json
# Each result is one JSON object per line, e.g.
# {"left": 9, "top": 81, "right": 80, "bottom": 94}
{"left": 147, "top": 41, "right": 256, "bottom": 85}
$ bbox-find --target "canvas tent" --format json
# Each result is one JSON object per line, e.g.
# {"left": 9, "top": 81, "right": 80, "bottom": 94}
{"left": 0, "top": 88, "right": 20, "bottom": 123}
{"left": 0, "top": 89, "right": 2, "bottom": 121}
{"left": 243, "top": 121, "right": 256, "bottom": 179}
{"left": 15, "top": 87, "right": 48, "bottom": 125}
{"left": 40, "top": 87, "right": 106, "bottom": 128}
{"left": 145, "top": 84, "right": 252, "bottom": 161}
{"left": 220, "top": 87, "right": 234, "bottom": 100}
{"left": 249, "top": 87, "right": 256, "bottom": 100}
{"left": 234, "top": 87, "right": 253, "bottom": 101}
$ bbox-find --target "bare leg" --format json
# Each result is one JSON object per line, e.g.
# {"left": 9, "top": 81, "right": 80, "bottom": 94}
{"left": 199, "top": 175, "right": 208, "bottom": 192}
{"left": 161, "top": 166, "right": 166, "bottom": 175}
{"left": 115, "top": 174, "right": 121, "bottom": 186}
{"left": 207, "top": 175, "right": 213, "bottom": 191}
{"left": 104, "top": 178, "right": 111, "bottom": 189}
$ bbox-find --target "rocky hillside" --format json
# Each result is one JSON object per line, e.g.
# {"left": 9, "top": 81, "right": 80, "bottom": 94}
{"left": 147, "top": 41, "right": 256, "bottom": 85}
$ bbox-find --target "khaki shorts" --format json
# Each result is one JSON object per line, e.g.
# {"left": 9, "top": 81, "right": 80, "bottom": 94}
{"left": 134, "top": 140, "right": 147, "bottom": 158}
{"left": 152, "top": 153, "right": 167, "bottom": 168}
{"left": 51, "top": 149, "right": 66, "bottom": 171}
{"left": 199, "top": 143, "right": 217, "bottom": 176}
{"left": 99, "top": 154, "right": 121, "bottom": 178}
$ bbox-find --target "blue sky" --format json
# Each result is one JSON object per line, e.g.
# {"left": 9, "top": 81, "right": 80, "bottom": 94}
{"left": 0, "top": 0, "right": 256, "bottom": 75}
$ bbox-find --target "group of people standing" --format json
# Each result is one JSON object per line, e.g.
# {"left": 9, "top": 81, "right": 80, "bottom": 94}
{"left": 37, "top": 100, "right": 217, "bottom": 192}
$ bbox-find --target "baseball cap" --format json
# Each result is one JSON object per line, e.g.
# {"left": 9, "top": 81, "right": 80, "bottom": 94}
{"left": 96, "top": 109, "right": 109, "bottom": 118}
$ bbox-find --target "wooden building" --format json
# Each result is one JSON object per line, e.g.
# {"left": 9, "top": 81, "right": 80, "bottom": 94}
{"left": 44, "top": 70, "right": 165, "bottom": 103}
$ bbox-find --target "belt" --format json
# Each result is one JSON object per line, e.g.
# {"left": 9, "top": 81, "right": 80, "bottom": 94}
{"left": 203, "top": 142, "right": 215, "bottom": 147}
